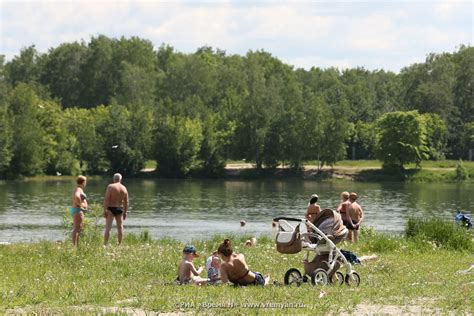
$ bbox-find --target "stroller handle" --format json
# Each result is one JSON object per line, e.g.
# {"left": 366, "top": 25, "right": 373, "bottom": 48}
{"left": 273, "top": 216, "right": 305, "bottom": 222}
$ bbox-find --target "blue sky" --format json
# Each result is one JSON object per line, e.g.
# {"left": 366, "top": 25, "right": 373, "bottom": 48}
{"left": 0, "top": 0, "right": 472, "bottom": 72}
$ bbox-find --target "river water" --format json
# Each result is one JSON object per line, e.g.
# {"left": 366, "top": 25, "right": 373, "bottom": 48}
{"left": 0, "top": 178, "right": 472, "bottom": 243}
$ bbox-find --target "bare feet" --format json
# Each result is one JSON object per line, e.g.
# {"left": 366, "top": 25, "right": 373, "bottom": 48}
{"left": 264, "top": 274, "right": 270, "bottom": 285}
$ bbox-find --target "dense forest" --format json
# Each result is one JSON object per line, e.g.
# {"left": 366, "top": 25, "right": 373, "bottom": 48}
{"left": 0, "top": 35, "right": 472, "bottom": 177}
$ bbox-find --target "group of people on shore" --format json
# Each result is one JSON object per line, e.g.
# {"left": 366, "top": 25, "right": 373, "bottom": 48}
{"left": 177, "top": 191, "right": 364, "bottom": 286}
{"left": 306, "top": 191, "right": 364, "bottom": 242}
{"left": 72, "top": 175, "right": 362, "bottom": 286}
{"left": 71, "top": 173, "right": 129, "bottom": 246}
{"left": 177, "top": 239, "right": 270, "bottom": 286}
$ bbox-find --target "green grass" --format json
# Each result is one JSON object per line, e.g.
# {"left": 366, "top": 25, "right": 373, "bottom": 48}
{"left": 332, "top": 160, "right": 383, "bottom": 168}
{"left": 406, "top": 217, "right": 473, "bottom": 251}
{"left": 143, "top": 160, "right": 157, "bottom": 170}
{"left": 1, "top": 222, "right": 473, "bottom": 314}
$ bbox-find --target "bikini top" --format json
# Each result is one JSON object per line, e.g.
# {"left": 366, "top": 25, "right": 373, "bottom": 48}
{"left": 80, "top": 193, "right": 87, "bottom": 201}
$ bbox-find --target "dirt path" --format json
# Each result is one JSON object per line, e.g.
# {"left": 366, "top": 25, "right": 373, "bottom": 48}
{"left": 4, "top": 302, "right": 451, "bottom": 315}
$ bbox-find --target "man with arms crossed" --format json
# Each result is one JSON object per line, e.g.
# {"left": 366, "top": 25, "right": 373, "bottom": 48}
{"left": 347, "top": 192, "right": 364, "bottom": 243}
{"left": 103, "top": 173, "right": 129, "bottom": 245}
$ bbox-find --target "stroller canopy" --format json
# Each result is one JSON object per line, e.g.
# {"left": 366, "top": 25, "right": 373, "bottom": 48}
{"left": 311, "top": 208, "right": 347, "bottom": 239}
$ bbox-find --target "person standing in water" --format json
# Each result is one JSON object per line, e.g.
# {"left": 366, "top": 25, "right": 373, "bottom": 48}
{"left": 71, "top": 175, "right": 88, "bottom": 246}
{"left": 103, "top": 173, "right": 129, "bottom": 245}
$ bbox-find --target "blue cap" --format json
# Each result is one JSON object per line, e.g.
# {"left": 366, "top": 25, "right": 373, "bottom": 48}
{"left": 183, "top": 245, "right": 199, "bottom": 256}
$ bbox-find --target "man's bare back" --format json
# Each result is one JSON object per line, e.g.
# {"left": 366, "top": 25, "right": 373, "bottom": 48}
{"left": 103, "top": 173, "right": 129, "bottom": 245}
{"left": 348, "top": 201, "right": 363, "bottom": 223}
{"left": 178, "top": 259, "right": 202, "bottom": 283}
{"left": 104, "top": 182, "right": 128, "bottom": 209}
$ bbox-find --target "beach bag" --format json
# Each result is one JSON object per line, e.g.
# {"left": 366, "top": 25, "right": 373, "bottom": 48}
{"left": 276, "top": 224, "right": 302, "bottom": 254}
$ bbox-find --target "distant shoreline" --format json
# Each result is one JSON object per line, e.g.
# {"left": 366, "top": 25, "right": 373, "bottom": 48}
{"left": 6, "top": 160, "right": 472, "bottom": 183}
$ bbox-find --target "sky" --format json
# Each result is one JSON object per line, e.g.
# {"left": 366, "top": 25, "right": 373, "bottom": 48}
{"left": 0, "top": 0, "right": 472, "bottom": 72}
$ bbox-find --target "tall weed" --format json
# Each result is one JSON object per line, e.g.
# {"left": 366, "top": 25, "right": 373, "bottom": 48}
{"left": 406, "top": 217, "right": 473, "bottom": 251}
{"left": 62, "top": 203, "right": 103, "bottom": 246}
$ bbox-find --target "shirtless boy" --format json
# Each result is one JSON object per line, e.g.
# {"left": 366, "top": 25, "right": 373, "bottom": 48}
{"left": 103, "top": 173, "right": 129, "bottom": 245}
{"left": 178, "top": 245, "right": 208, "bottom": 285}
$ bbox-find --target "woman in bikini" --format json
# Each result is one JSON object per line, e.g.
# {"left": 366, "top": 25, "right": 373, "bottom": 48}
{"left": 71, "top": 175, "right": 88, "bottom": 246}
{"left": 217, "top": 239, "right": 269, "bottom": 286}
{"left": 305, "top": 193, "right": 321, "bottom": 223}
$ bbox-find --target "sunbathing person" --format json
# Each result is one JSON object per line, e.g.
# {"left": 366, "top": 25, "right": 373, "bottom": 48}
{"left": 217, "top": 239, "right": 269, "bottom": 286}
{"left": 177, "top": 245, "right": 208, "bottom": 285}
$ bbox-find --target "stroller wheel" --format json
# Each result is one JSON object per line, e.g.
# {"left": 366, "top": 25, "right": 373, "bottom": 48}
{"left": 284, "top": 268, "right": 303, "bottom": 286}
{"left": 330, "top": 271, "right": 344, "bottom": 285}
{"left": 311, "top": 268, "right": 329, "bottom": 286}
{"left": 345, "top": 272, "right": 361, "bottom": 287}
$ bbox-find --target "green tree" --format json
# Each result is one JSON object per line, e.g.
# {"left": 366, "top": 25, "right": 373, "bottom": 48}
{"left": 99, "top": 103, "right": 151, "bottom": 175}
{"left": 460, "top": 122, "right": 474, "bottom": 160}
{"left": 0, "top": 101, "right": 12, "bottom": 176}
{"left": 375, "top": 111, "right": 429, "bottom": 169}
{"left": 276, "top": 76, "right": 305, "bottom": 169}
{"left": 400, "top": 53, "right": 458, "bottom": 157}
{"left": 37, "top": 99, "right": 75, "bottom": 175}
{"left": 113, "top": 36, "right": 158, "bottom": 106}
{"left": 421, "top": 113, "right": 447, "bottom": 160}
{"left": 400, "top": 54, "right": 455, "bottom": 118}
{"left": 372, "top": 70, "right": 401, "bottom": 117}
{"left": 348, "top": 121, "right": 377, "bottom": 160}
{"left": 154, "top": 116, "right": 203, "bottom": 176}
{"left": 317, "top": 84, "right": 352, "bottom": 167}
{"left": 452, "top": 46, "right": 474, "bottom": 158}
{"left": 199, "top": 113, "right": 236, "bottom": 175}
{"left": 233, "top": 51, "right": 288, "bottom": 169}
{"left": 9, "top": 84, "right": 46, "bottom": 176}
{"left": 0, "top": 56, "right": 13, "bottom": 176}
{"left": 5, "top": 46, "right": 43, "bottom": 86}
{"left": 341, "top": 67, "right": 376, "bottom": 122}
{"left": 64, "top": 106, "right": 110, "bottom": 174}
{"left": 40, "top": 42, "right": 87, "bottom": 107}
{"left": 79, "top": 35, "right": 115, "bottom": 107}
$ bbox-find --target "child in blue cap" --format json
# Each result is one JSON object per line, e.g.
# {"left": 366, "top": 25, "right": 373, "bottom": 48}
{"left": 177, "top": 245, "right": 208, "bottom": 285}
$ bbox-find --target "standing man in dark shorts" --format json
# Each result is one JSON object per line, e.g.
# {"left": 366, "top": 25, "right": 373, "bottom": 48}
{"left": 103, "top": 173, "right": 129, "bottom": 245}
{"left": 347, "top": 192, "right": 364, "bottom": 243}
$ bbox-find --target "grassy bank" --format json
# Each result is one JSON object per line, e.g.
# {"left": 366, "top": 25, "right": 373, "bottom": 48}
{"left": 224, "top": 160, "right": 474, "bottom": 182}
{"left": 1, "top": 220, "right": 473, "bottom": 314}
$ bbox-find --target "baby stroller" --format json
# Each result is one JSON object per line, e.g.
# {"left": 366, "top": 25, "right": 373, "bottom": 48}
{"left": 274, "top": 209, "right": 360, "bottom": 286}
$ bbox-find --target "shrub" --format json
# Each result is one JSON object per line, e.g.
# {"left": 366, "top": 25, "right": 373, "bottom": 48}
{"left": 406, "top": 217, "right": 473, "bottom": 251}
{"left": 455, "top": 159, "right": 469, "bottom": 181}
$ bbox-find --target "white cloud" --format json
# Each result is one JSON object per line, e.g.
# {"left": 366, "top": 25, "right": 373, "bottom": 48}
{"left": 242, "top": 4, "right": 334, "bottom": 41}
{"left": 434, "top": 0, "right": 469, "bottom": 20}
{"left": 284, "top": 55, "right": 353, "bottom": 70}
{"left": 0, "top": 0, "right": 471, "bottom": 72}
{"left": 339, "top": 13, "right": 401, "bottom": 51}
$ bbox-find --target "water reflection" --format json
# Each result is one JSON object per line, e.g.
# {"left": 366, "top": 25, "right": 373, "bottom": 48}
{"left": 0, "top": 178, "right": 472, "bottom": 242}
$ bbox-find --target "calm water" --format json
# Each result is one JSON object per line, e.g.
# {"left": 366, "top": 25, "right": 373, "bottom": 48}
{"left": 0, "top": 178, "right": 472, "bottom": 243}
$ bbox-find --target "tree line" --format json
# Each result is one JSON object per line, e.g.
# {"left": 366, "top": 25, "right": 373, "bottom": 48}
{"left": 0, "top": 35, "right": 472, "bottom": 177}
